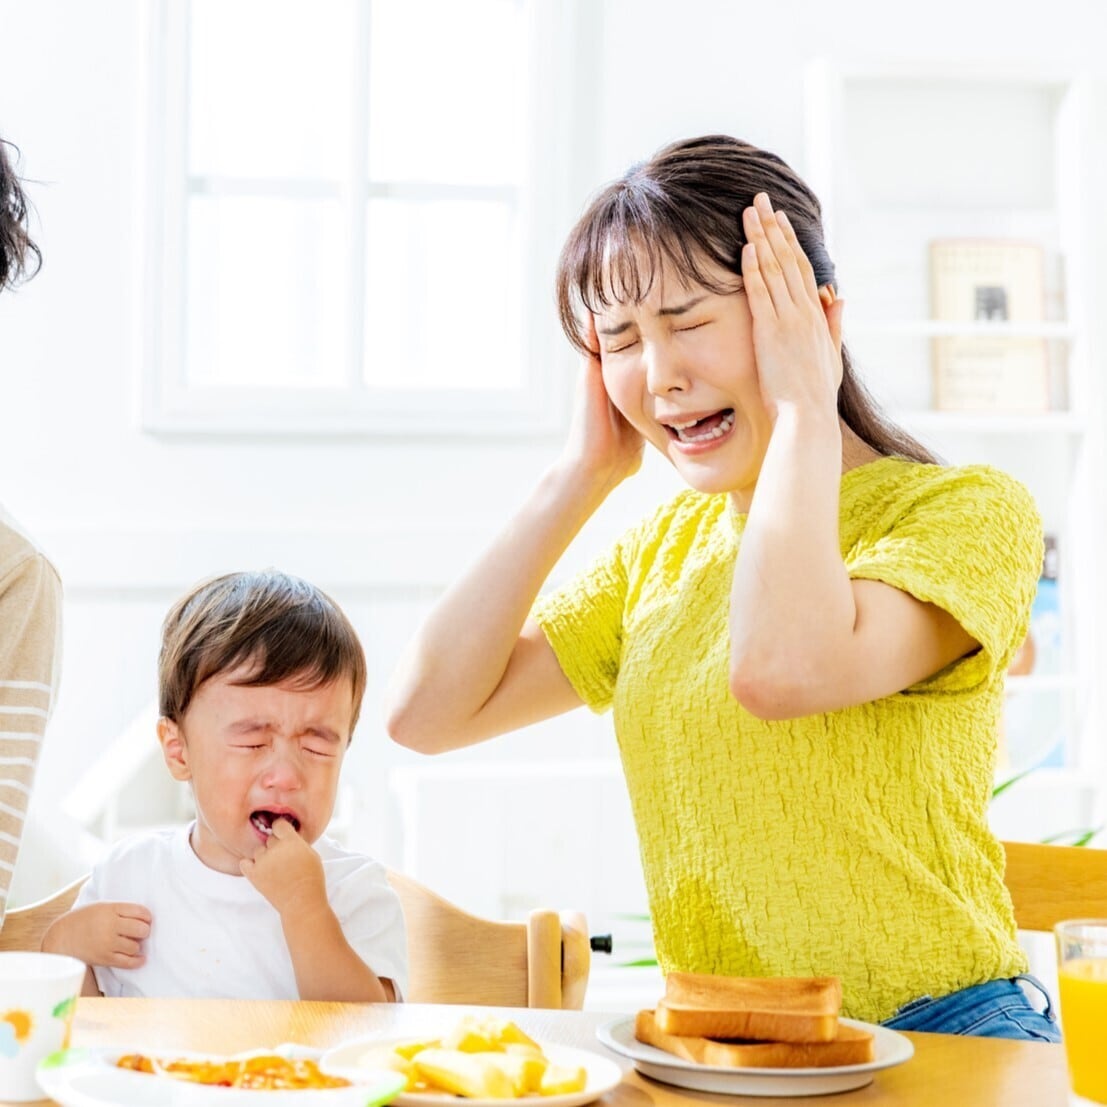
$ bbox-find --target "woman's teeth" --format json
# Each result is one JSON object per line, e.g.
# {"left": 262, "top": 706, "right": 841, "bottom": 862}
{"left": 671, "top": 411, "right": 735, "bottom": 443}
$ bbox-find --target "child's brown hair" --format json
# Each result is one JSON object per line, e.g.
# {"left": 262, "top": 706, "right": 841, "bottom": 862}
{"left": 159, "top": 570, "right": 367, "bottom": 732}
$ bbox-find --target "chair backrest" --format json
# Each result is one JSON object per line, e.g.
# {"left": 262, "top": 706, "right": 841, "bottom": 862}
{"left": 386, "top": 869, "right": 589, "bottom": 1008}
{"left": 0, "top": 871, "right": 590, "bottom": 1009}
{"left": 1002, "top": 840, "right": 1107, "bottom": 932}
{"left": 0, "top": 875, "right": 85, "bottom": 952}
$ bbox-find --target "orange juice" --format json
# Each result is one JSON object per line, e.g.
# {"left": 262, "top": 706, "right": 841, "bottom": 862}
{"left": 1059, "top": 957, "right": 1107, "bottom": 1103}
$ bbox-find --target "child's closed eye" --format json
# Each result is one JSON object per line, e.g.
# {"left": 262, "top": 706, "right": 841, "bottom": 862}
{"left": 302, "top": 730, "right": 341, "bottom": 758}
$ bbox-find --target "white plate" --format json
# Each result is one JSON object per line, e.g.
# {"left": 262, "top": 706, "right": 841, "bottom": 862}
{"left": 320, "top": 1037, "right": 622, "bottom": 1107}
{"left": 595, "top": 1015, "right": 914, "bottom": 1098}
{"left": 36, "top": 1044, "right": 407, "bottom": 1107}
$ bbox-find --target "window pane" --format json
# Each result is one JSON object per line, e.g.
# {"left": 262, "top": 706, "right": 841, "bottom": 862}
{"left": 368, "top": 0, "right": 525, "bottom": 185}
{"left": 189, "top": 0, "right": 355, "bottom": 179}
{"left": 187, "top": 196, "right": 346, "bottom": 388}
{"left": 364, "top": 199, "right": 520, "bottom": 390}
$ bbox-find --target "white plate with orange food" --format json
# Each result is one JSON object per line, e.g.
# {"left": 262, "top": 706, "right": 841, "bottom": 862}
{"left": 321, "top": 1037, "right": 621, "bottom": 1107}
{"left": 596, "top": 1014, "right": 914, "bottom": 1098}
{"left": 35, "top": 1044, "right": 407, "bottom": 1107}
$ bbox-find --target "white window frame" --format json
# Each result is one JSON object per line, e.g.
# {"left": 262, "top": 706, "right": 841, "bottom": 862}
{"left": 138, "top": 0, "right": 582, "bottom": 436}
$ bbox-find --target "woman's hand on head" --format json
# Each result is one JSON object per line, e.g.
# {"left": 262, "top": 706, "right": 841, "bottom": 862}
{"left": 741, "top": 192, "right": 843, "bottom": 420}
{"left": 560, "top": 313, "right": 644, "bottom": 495}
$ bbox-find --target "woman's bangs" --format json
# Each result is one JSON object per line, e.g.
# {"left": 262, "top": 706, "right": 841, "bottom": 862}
{"left": 581, "top": 226, "right": 661, "bottom": 316}
{"left": 576, "top": 225, "right": 719, "bottom": 319}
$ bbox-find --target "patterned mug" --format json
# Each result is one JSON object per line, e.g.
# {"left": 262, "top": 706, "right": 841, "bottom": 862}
{"left": 0, "top": 951, "right": 85, "bottom": 1102}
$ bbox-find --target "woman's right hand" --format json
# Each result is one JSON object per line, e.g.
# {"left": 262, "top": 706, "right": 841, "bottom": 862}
{"left": 560, "top": 315, "right": 644, "bottom": 494}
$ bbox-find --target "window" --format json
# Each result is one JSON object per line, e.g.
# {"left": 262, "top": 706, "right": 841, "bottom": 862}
{"left": 142, "top": 0, "right": 576, "bottom": 434}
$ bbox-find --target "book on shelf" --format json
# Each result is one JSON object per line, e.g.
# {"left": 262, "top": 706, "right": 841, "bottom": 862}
{"left": 929, "top": 239, "right": 1050, "bottom": 413}
{"left": 1003, "top": 535, "right": 1064, "bottom": 770}
{"left": 1008, "top": 534, "right": 1061, "bottom": 680}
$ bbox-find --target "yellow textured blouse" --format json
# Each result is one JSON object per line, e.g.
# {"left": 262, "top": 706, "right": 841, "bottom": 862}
{"left": 534, "top": 457, "right": 1043, "bottom": 1022}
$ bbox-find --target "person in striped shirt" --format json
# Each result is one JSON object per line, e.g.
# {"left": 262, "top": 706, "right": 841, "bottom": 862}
{"left": 0, "top": 137, "right": 62, "bottom": 926}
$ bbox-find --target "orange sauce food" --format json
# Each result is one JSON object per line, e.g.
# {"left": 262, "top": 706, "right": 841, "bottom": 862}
{"left": 116, "top": 1053, "right": 351, "bottom": 1090}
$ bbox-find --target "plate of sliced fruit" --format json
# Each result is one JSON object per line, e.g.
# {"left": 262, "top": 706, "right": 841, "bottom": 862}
{"left": 321, "top": 1016, "right": 622, "bottom": 1107}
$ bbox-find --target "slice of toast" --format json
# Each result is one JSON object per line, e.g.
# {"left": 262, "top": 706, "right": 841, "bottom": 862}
{"left": 635, "top": 1009, "right": 875, "bottom": 1069}
{"left": 655, "top": 973, "right": 843, "bottom": 1043}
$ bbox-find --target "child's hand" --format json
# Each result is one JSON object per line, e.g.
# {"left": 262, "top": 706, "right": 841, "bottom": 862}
{"left": 741, "top": 192, "right": 843, "bottom": 420}
{"left": 560, "top": 314, "right": 644, "bottom": 495}
{"left": 41, "top": 902, "right": 151, "bottom": 969}
{"left": 240, "top": 817, "right": 327, "bottom": 918}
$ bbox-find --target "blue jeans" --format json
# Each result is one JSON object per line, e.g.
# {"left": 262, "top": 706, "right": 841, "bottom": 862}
{"left": 882, "top": 975, "right": 1062, "bottom": 1041}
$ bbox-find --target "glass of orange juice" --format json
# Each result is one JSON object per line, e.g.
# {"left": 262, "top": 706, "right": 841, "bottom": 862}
{"left": 1056, "top": 919, "right": 1107, "bottom": 1104}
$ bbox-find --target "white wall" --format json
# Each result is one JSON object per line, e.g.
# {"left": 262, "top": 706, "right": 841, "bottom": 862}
{"left": 4, "top": 0, "right": 1107, "bottom": 963}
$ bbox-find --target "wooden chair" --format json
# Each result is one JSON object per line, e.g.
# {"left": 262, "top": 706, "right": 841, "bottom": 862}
{"left": 0, "top": 871, "right": 590, "bottom": 1009}
{"left": 1002, "top": 839, "right": 1107, "bottom": 931}
{"left": 386, "top": 870, "right": 589, "bottom": 1008}
{"left": 0, "top": 875, "right": 84, "bottom": 952}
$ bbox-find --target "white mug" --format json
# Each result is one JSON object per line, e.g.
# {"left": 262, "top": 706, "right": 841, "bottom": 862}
{"left": 0, "top": 951, "right": 85, "bottom": 1102}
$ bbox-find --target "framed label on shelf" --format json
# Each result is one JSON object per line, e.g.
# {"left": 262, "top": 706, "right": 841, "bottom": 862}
{"left": 929, "top": 239, "right": 1050, "bottom": 413}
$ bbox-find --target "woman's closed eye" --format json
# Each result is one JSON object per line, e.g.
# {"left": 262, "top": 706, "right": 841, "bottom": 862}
{"left": 674, "top": 321, "right": 710, "bottom": 335}
{"left": 604, "top": 337, "right": 639, "bottom": 355}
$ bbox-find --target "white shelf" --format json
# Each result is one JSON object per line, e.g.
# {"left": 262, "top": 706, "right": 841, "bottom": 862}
{"left": 851, "top": 320, "right": 1074, "bottom": 339}
{"left": 1006, "top": 673, "right": 1079, "bottom": 694}
{"left": 892, "top": 410, "right": 1084, "bottom": 435}
{"left": 808, "top": 63, "right": 1102, "bottom": 826}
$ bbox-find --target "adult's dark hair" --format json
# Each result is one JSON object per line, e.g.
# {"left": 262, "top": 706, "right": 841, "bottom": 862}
{"left": 159, "top": 570, "right": 368, "bottom": 733}
{"left": 0, "top": 140, "right": 41, "bottom": 289}
{"left": 556, "top": 134, "right": 937, "bottom": 465}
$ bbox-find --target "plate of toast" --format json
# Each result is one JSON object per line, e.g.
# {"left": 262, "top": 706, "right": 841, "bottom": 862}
{"left": 596, "top": 972, "right": 913, "bottom": 1097}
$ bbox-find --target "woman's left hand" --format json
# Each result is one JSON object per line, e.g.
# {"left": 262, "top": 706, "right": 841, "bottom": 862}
{"left": 741, "top": 192, "right": 843, "bottom": 420}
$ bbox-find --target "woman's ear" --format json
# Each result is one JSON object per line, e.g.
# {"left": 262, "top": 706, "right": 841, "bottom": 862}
{"left": 819, "top": 284, "right": 844, "bottom": 356}
{"left": 158, "top": 717, "right": 192, "bottom": 781}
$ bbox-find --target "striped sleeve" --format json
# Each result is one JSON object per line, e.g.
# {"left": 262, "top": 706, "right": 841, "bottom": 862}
{"left": 0, "top": 538, "right": 62, "bottom": 924}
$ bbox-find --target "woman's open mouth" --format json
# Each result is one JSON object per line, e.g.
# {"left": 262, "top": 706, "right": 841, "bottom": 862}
{"left": 250, "top": 810, "right": 301, "bottom": 837}
{"left": 665, "top": 409, "right": 735, "bottom": 447}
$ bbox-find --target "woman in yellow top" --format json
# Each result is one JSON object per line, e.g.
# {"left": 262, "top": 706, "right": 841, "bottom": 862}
{"left": 387, "top": 135, "right": 1058, "bottom": 1040}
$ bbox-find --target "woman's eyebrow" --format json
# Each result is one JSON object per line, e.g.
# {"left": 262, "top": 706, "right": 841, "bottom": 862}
{"left": 596, "top": 293, "right": 711, "bottom": 337}
{"left": 656, "top": 294, "right": 709, "bottom": 317}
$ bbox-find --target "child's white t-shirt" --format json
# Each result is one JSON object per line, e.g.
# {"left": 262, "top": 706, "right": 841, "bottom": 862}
{"left": 73, "top": 823, "right": 408, "bottom": 1000}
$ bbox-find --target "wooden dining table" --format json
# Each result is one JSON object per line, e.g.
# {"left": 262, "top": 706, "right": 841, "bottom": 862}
{"left": 18, "top": 998, "right": 1071, "bottom": 1107}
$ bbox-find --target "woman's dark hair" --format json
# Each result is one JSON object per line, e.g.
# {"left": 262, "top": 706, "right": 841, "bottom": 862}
{"left": 0, "top": 140, "right": 41, "bottom": 290}
{"left": 556, "top": 134, "right": 937, "bottom": 465}
{"left": 159, "top": 570, "right": 368, "bottom": 734}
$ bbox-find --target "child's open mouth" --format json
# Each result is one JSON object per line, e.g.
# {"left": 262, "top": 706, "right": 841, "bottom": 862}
{"left": 250, "top": 810, "right": 301, "bottom": 836}
{"left": 665, "top": 409, "right": 735, "bottom": 443}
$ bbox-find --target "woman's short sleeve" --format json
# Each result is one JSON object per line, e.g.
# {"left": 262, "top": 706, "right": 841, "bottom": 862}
{"left": 845, "top": 466, "right": 1042, "bottom": 694}
{"left": 531, "top": 533, "right": 634, "bottom": 714}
